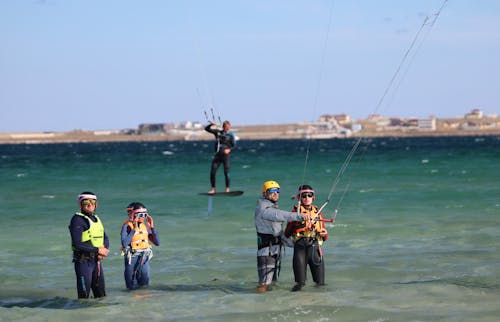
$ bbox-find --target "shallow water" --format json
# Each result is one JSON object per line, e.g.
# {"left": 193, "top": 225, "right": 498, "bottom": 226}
{"left": 1, "top": 136, "right": 499, "bottom": 321}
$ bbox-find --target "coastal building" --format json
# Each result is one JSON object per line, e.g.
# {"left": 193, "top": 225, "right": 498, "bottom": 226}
{"left": 417, "top": 117, "right": 436, "bottom": 131}
{"left": 138, "top": 123, "right": 166, "bottom": 135}
{"left": 458, "top": 109, "right": 500, "bottom": 131}
{"left": 5, "top": 108, "right": 499, "bottom": 145}
{"left": 465, "top": 109, "right": 483, "bottom": 119}
{"left": 318, "top": 113, "right": 351, "bottom": 125}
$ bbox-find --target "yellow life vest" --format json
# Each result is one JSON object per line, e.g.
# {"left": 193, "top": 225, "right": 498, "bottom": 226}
{"left": 125, "top": 221, "right": 151, "bottom": 250}
{"left": 287, "top": 205, "right": 326, "bottom": 243}
{"left": 75, "top": 212, "right": 104, "bottom": 247}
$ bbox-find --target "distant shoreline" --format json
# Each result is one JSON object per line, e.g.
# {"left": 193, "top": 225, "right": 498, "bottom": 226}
{"left": 1, "top": 124, "right": 499, "bottom": 145}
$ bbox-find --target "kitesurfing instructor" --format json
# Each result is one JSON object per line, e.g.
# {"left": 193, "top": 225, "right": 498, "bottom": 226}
{"left": 69, "top": 191, "right": 110, "bottom": 298}
{"left": 254, "top": 180, "right": 310, "bottom": 293}
{"left": 205, "top": 120, "right": 236, "bottom": 194}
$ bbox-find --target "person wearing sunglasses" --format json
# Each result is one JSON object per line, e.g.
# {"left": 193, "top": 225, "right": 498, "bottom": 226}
{"left": 120, "top": 202, "right": 160, "bottom": 290}
{"left": 254, "top": 180, "right": 310, "bottom": 293}
{"left": 285, "top": 184, "right": 329, "bottom": 292}
{"left": 68, "top": 191, "right": 110, "bottom": 298}
{"left": 205, "top": 120, "right": 236, "bottom": 194}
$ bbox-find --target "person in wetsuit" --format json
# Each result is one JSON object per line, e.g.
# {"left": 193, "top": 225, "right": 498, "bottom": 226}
{"left": 205, "top": 120, "right": 236, "bottom": 194}
{"left": 68, "top": 191, "right": 110, "bottom": 298}
{"left": 254, "top": 180, "right": 309, "bottom": 293}
{"left": 285, "top": 185, "right": 329, "bottom": 291}
{"left": 121, "top": 202, "right": 160, "bottom": 290}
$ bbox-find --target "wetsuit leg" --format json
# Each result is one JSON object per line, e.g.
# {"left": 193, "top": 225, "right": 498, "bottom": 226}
{"left": 292, "top": 239, "right": 307, "bottom": 286}
{"left": 91, "top": 261, "right": 106, "bottom": 298}
{"left": 210, "top": 156, "right": 222, "bottom": 188}
{"left": 257, "top": 255, "right": 276, "bottom": 285}
{"left": 124, "top": 256, "right": 139, "bottom": 290}
{"left": 309, "top": 240, "right": 325, "bottom": 285}
{"left": 137, "top": 259, "right": 150, "bottom": 288}
{"left": 74, "top": 260, "right": 93, "bottom": 298}
{"left": 222, "top": 154, "right": 230, "bottom": 188}
{"left": 272, "top": 252, "right": 282, "bottom": 283}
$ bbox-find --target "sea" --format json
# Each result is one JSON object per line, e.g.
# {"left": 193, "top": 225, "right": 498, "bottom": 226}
{"left": 0, "top": 135, "right": 499, "bottom": 322}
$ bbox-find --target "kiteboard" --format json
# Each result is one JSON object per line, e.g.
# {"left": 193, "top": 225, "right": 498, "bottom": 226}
{"left": 199, "top": 191, "right": 244, "bottom": 197}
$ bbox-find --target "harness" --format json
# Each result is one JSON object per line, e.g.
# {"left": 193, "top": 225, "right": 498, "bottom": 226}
{"left": 123, "top": 247, "right": 153, "bottom": 265}
{"left": 257, "top": 233, "right": 281, "bottom": 250}
{"left": 215, "top": 131, "right": 234, "bottom": 153}
{"left": 257, "top": 232, "right": 283, "bottom": 281}
{"left": 285, "top": 205, "right": 326, "bottom": 243}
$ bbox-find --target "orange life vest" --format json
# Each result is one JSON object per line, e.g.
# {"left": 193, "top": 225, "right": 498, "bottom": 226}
{"left": 285, "top": 204, "right": 328, "bottom": 242}
{"left": 124, "top": 221, "right": 151, "bottom": 250}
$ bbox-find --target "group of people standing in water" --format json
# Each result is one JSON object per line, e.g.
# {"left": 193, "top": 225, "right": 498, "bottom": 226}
{"left": 204, "top": 120, "right": 331, "bottom": 292}
{"left": 68, "top": 120, "right": 330, "bottom": 298}
{"left": 69, "top": 192, "right": 160, "bottom": 298}
{"left": 255, "top": 180, "right": 329, "bottom": 293}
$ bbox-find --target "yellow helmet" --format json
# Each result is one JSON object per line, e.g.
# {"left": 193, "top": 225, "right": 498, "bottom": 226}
{"left": 261, "top": 180, "right": 280, "bottom": 193}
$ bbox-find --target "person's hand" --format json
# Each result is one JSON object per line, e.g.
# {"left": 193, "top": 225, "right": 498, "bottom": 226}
{"left": 299, "top": 212, "right": 310, "bottom": 221}
{"left": 319, "top": 229, "right": 328, "bottom": 238}
{"left": 98, "top": 247, "right": 109, "bottom": 260}
{"left": 146, "top": 215, "right": 154, "bottom": 228}
{"left": 223, "top": 148, "right": 231, "bottom": 155}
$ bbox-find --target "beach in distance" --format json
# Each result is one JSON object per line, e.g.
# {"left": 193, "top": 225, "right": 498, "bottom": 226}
{"left": 2, "top": 120, "right": 500, "bottom": 144}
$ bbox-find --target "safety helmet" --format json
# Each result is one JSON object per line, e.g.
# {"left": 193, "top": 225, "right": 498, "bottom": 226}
{"left": 78, "top": 191, "right": 97, "bottom": 210}
{"left": 297, "top": 184, "right": 314, "bottom": 195}
{"left": 261, "top": 180, "right": 280, "bottom": 193}
{"left": 126, "top": 202, "right": 146, "bottom": 211}
{"left": 78, "top": 191, "right": 97, "bottom": 203}
{"left": 292, "top": 184, "right": 315, "bottom": 200}
{"left": 126, "top": 202, "right": 148, "bottom": 216}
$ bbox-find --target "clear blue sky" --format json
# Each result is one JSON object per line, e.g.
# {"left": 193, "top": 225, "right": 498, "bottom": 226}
{"left": 1, "top": 0, "right": 499, "bottom": 132}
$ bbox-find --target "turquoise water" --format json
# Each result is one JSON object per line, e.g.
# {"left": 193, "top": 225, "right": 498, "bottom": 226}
{"left": 1, "top": 136, "right": 499, "bottom": 321}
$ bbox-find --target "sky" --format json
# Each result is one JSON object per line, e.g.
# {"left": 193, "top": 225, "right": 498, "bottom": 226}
{"left": 1, "top": 0, "right": 499, "bottom": 132}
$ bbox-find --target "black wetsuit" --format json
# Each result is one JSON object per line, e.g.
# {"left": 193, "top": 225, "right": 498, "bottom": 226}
{"left": 205, "top": 124, "right": 236, "bottom": 189}
{"left": 292, "top": 237, "right": 325, "bottom": 287}
{"left": 69, "top": 212, "right": 109, "bottom": 298}
{"left": 285, "top": 205, "right": 328, "bottom": 290}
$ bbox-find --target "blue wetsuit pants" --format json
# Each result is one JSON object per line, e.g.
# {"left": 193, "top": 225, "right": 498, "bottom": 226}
{"left": 124, "top": 253, "right": 151, "bottom": 290}
{"left": 74, "top": 259, "right": 106, "bottom": 298}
